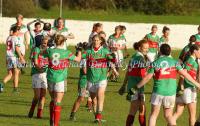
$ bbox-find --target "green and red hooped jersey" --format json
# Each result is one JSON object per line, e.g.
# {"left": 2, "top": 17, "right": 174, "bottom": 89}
{"left": 127, "top": 52, "right": 148, "bottom": 92}
{"left": 195, "top": 34, "right": 200, "bottom": 45}
{"left": 31, "top": 47, "right": 48, "bottom": 75}
{"left": 83, "top": 46, "right": 114, "bottom": 83}
{"left": 159, "top": 36, "right": 168, "bottom": 46}
{"left": 107, "top": 34, "right": 126, "bottom": 51}
{"left": 179, "top": 44, "right": 191, "bottom": 63}
{"left": 184, "top": 56, "right": 198, "bottom": 88}
{"left": 79, "top": 51, "right": 87, "bottom": 88}
{"left": 148, "top": 56, "right": 183, "bottom": 96}
{"left": 145, "top": 33, "right": 160, "bottom": 53}
{"left": 46, "top": 48, "right": 76, "bottom": 83}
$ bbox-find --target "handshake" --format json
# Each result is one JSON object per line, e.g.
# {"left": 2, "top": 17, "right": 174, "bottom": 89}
{"left": 75, "top": 42, "right": 88, "bottom": 52}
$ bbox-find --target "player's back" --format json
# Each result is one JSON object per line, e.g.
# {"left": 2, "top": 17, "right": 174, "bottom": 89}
{"left": 151, "top": 56, "right": 182, "bottom": 96}
{"left": 6, "top": 35, "right": 19, "bottom": 57}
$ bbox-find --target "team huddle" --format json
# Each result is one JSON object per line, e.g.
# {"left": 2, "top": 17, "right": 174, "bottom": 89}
{"left": 1, "top": 14, "right": 200, "bottom": 126}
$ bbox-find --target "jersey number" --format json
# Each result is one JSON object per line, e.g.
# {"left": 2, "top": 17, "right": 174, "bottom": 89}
{"left": 7, "top": 41, "right": 12, "bottom": 51}
{"left": 52, "top": 53, "right": 60, "bottom": 66}
{"left": 160, "top": 61, "right": 170, "bottom": 75}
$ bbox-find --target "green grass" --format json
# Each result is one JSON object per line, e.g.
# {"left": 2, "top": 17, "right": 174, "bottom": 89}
{"left": 0, "top": 45, "right": 199, "bottom": 126}
{"left": 35, "top": 7, "right": 200, "bottom": 25}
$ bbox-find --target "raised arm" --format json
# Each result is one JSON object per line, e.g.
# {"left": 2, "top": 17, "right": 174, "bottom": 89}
{"left": 178, "top": 69, "right": 200, "bottom": 89}
{"left": 137, "top": 73, "right": 154, "bottom": 88}
{"left": 27, "top": 19, "right": 38, "bottom": 31}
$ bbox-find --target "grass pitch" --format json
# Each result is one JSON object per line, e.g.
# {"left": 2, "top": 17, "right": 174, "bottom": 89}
{"left": 0, "top": 45, "right": 199, "bottom": 126}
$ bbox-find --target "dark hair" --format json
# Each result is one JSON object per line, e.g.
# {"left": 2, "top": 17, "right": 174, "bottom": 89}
{"left": 120, "top": 25, "right": 126, "bottom": 30}
{"left": 198, "top": 25, "right": 200, "bottom": 30}
{"left": 115, "top": 26, "right": 121, "bottom": 31}
{"left": 189, "top": 35, "right": 196, "bottom": 43}
{"left": 133, "top": 39, "right": 148, "bottom": 50}
{"left": 43, "top": 23, "right": 51, "bottom": 31}
{"left": 162, "top": 26, "right": 170, "bottom": 34}
{"left": 82, "top": 42, "right": 88, "bottom": 50}
{"left": 34, "top": 22, "right": 41, "bottom": 27}
{"left": 11, "top": 26, "right": 20, "bottom": 33}
{"left": 160, "top": 44, "right": 171, "bottom": 56}
{"left": 92, "top": 23, "right": 102, "bottom": 32}
{"left": 16, "top": 14, "right": 23, "bottom": 20}
{"left": 57, "top": 17, "right": 64, "bottom": 22}
{"left": 189, "top": 44, "right": 199, "bottom": 54}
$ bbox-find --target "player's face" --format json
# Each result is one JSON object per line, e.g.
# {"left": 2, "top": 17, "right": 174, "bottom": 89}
{"left": 198, "top": 28, "right": 200, "bottom": 34}
{"left": 97, "top": 26, "right": 103, "bottom": 33}
{"left": 93, "top": 37, "right": 101, "bottom": 47}
{"left": 17, "top": 17, "right": 23, "bottom": 24}
{"left": 58, "top": 20, "right": 64, "bottom": 28}
{"left": 121, "top": 29, "right": 126, "bottom": 34}
{"left": 164, "top": 30, "right": 170, "bottom": 37}
{"left": 152, "top": 28, "right": 157, "bottom": 34}
{"left": 35, "top": 25, "right": 41, "bottom": 32}
{"left": 115, "top": 28, "right": 121, "bottom": 35}
{"left": 41, "top": 40, "right": 48, "bottom": 48}
{"left": 140, "top": 43, "right": 149, "bottom": 55}
{"left": 194, "top": 49, "right": 200, "bottom": 58}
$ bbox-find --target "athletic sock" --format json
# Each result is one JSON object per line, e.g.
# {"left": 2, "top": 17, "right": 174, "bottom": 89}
{"left": 54, "top": 102, "right": 62, "bottom": 126}
{"left": 37, "top": 108, "right": 43, "bottom": 118}
{"left": 126, "top": 114, "right": 135, "bottom": 126}
{"left": 28, "top": 99, "right": 38, "bottom": 118}
{"left": 49, "top": 101, "right": 54, "bottom": 125}
{"left": 95, "top": 111, "right": 102, "bottom": 120}
{"left": 139, "top": 114, "right": 146, "bottom": 126}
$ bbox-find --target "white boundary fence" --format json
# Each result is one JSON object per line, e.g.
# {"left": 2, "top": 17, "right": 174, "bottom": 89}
{"left": 0, "top": 17, "right": 199, "bottom": 49}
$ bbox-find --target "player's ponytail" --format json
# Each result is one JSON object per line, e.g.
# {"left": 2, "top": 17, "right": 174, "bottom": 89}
{"left": 189, "top": 35, "right": 196, "bottom": 44}
{"left": 133, "top": 42, "right": 139, "bottom": 50}
{"left": 54, "top": 34, "right": 66, "bottom": 46}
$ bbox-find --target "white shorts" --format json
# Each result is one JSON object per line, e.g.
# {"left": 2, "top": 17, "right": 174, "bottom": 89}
{"left": 176, "top": 87, "right": 197, "bottom": 104}
{"left": 87, "top": 80, "right": 107, "bottom": 93}
{"left": 147, "top": 52, "right": 157, "bottom": 62}
{"left": 130, "top": 91, "right": 145, "bottom": 102}
{"left": 6, "top": 57, "right": 18, "bottom": 69}
{"left": 78, "top": 87, "right": 89, "bottom": 97}
{"left": 114, "top": 50, "right": 123, "bottom": 67}
{"left": 32, "top": 73, "right": 47, "bottom": 89}
{"left": 48, "top": 81, "right": 66, "bottom": 92}
{"left": 151, "top": 93, "right": 176, "bottom": 108}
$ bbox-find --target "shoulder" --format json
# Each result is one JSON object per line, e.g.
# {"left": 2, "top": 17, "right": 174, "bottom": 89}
{"left": 62, "top": 27, "right": 68, "bottom": 31}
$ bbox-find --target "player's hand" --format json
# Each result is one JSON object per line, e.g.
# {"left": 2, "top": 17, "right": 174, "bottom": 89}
{"left": 118, "top": 84, "right": 126, "bottom": 95}
{"left": 75, "top": 42, "right": 83, "bottom": 52}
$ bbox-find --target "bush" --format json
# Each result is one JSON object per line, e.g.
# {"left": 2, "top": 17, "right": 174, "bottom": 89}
{"left": 3, "top": 0, "right": 36, "bottom": 17}
{"left": 67, "top": 0, "right": 115, "bottom": 10}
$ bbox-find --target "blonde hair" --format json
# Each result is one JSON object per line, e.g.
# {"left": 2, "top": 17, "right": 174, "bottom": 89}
{"left": 42, "top": 36, "right": 49, "bottom": 43}
{"left": 55, "top": 34, "right": 66, "bottom": 46}
{"left": 151, "top": 25, "right": 157, "bottom": 30}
